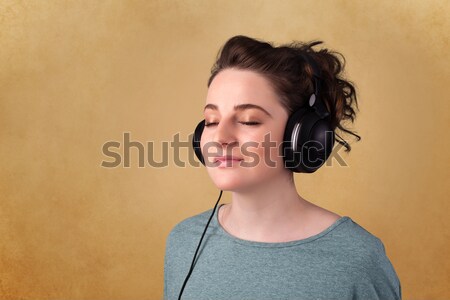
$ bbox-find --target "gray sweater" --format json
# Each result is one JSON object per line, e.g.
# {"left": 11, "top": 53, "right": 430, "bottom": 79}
{"left": 164, "top": 204, "right": 401, "bottom": 300}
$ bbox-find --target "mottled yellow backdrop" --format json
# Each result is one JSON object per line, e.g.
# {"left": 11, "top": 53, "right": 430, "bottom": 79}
{"left": 0, "top": 1, "right": 448, "bottom": 299}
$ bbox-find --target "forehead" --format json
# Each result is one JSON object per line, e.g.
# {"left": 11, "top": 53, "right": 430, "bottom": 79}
{"left": 205, "top": 69, "right": 283, "bottom": 114}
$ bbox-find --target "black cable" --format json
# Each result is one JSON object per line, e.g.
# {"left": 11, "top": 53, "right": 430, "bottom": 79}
{"left": 178, "top": 190, "right": 224, "bottom": 300}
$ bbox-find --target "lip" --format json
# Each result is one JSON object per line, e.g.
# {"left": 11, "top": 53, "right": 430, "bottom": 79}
{"left": 213, "top": 156, "right": 243, "bottom": 168}
{"left": 214, "top": 156, "right": 243, "bottom": 162}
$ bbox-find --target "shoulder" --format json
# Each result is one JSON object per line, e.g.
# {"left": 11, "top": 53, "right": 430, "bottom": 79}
{"left": 333, "top": 217, "right": 389, "bottom": 262}
{"left": 339, "top": 217, "right": 384, "bottom": 246}
{"left": 170, "top": 208, "right": 214, "bottom": 234}
{"left": 165, "top": 207, "right": 216, "bottom": 248}
{"left": 323, "top": 216, "right": 398, "bottom": 277}
{"left": 332, "top": 217, "right": 401, "bottom": 298}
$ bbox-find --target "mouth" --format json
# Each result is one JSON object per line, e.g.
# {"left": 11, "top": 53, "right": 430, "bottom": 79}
{"left": 212, "top": 156, "right": 244, "bottom": 167}
{"left": 214, "top": 156, "right": 243, "bottom": 163}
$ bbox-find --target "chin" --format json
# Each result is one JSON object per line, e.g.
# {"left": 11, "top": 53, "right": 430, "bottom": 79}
{"left": 205, "top": 163, "right": 285, "bottom": 192}
{"left": 206, "top": 169, "right": 247, "bottom": 191}
{"left": 209, "top": 176, "right": 244, "bottom": 191}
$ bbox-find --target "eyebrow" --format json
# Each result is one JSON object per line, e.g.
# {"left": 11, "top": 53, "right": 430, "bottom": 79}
{"left": 203, "top": 103, "right": 273, "bottom": 118}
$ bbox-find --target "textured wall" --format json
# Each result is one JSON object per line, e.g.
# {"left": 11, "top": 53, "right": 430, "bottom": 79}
{"left": 0, "top": 1, "right": 448, "bottom": 299}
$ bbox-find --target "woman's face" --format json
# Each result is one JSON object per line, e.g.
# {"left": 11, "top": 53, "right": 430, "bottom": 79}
{"left": 200, "top": 68, "right": 291, "bottom": 192}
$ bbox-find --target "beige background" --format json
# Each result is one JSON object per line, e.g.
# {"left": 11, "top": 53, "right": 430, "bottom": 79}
{"left": 0, "top": 1, "right": 449, "bottom": 299}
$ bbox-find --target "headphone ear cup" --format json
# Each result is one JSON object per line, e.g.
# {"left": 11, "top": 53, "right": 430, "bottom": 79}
{"left": 301, "top": 118, "right": 335, "bottom": 172}
{"left": 192, "top": 120, "right": 205, "bottom": 165}
{"left": 283, "top": 108, "right": 335, "bottom": 173}
{"left": 283, "top": 108, "right": 308, "bottom": 172}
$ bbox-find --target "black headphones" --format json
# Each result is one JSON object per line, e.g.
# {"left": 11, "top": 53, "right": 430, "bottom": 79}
{"left": 192, "top": 54, "right": 335, "bottom": 173}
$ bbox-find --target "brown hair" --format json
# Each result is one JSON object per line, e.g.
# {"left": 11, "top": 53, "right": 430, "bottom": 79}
{"left": 207, "top": 35, "right": 361, "bottom": 152}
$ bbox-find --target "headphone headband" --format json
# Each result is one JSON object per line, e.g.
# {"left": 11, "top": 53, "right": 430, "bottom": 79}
{"left": 299, "top": 52, "right": 330, "bottom": 119}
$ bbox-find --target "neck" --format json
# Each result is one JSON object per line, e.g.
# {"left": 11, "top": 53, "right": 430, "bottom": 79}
{"left": 221, "top": 171, "right": 313, "bottom": 242}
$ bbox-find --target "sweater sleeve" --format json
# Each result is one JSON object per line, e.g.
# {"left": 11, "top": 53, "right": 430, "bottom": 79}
{"left": 353, "top": 237, "right": 402, "bottom": 300}
{"left": 163, "top": 229, "right": 173, "bottom": 300}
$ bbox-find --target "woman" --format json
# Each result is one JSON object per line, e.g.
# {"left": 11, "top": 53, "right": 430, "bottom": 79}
{"left": 163, "top": 35, "right": 401, "bottom": 300}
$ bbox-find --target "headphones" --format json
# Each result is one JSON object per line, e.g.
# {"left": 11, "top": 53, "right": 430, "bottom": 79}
{"left": 192, "top": 53, "right": 335, "bottom": 173}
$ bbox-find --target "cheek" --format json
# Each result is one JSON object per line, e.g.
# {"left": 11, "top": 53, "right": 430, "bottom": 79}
{"left": 199, "top": 130, "right": 211, "bottom": 148}
{"left": 262, "top": 125, "right": 287, "bottom": 168}
{"left": 242, "top": 129, "right": 285, "bottom": 168}
{"left": 200, "top": 131, "right": 218, "bottom": 157}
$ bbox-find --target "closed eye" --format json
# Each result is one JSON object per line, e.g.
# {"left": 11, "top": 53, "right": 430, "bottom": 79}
{"left": 204, "top": 121, "right": 261, "bottom": 127}
{"left": 239, "top": 121, "right": 260, "bottom": 126}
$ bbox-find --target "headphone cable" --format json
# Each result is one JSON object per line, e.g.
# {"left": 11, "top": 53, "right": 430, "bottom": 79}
{"left": 178, "top": 190, "right": 224, "bottom": 300}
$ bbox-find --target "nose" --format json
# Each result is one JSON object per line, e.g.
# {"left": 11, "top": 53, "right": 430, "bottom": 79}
{"left": 214, "top": 119, "right": 238, "bottom": 148}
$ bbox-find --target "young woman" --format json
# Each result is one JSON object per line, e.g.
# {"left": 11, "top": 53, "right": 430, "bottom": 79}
{"left": 164, "top": 35, "right": 401, "bottom": 300}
